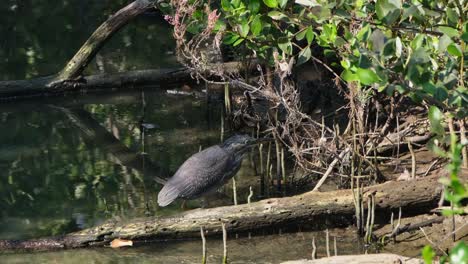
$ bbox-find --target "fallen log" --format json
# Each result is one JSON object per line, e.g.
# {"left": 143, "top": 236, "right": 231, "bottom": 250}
{"left": 0, "top": 68, "right": 191, "bottom": 99}
{"left": 281, "top": 253, "right": 422, "bottom": 264}
{"left": 1, "top": 173, "right": 462, "bottom": 251}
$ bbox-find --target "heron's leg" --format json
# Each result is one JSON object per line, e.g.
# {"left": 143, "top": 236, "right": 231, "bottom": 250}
{"left": 180, "top": 200, "right": 187, "bottom": 210}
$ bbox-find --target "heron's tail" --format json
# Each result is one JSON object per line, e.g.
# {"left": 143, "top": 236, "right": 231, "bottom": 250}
{"left": 157, "top": 184, "right": 180, "bottom": 207}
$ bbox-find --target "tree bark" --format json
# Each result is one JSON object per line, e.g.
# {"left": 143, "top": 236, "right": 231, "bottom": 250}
{"left": 1, "top": 173, "right": 461, "bottom": 251}
{"left": 0, "top": 68, "right": 191, "bottom": 99}
{"left": 52, "top": 0, "right": 154, "bottom": 84}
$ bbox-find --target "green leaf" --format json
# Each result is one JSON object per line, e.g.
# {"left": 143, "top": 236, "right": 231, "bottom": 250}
{"left": 296, "top": 28, "right": 308, "bottom": 41}
{"left": 462, "top": 32, "right": 468, "bottom": 43}
{"left": 438, "top": 26, "right": 459, "bottom": 38}
{"left": 221, "top": 0, "right": 231, "bottom": 11}
{"left": 438, "top": 34, "right": 453, "bottom": 53}
{"left": 356, "top": 68, "right": 380, "bottom": 85}
{"left": 395, "top": 37, "right": 402, "bottom": 58}
{"left": 340, "top": 59, "right": 351, "bottom": 69}
{"left": 375, "top": 0, "right": 402, "bottom": 25}
{"left": 263, "top": 0, "right": 278, "bottom": 8}
{"left": 447, "top": 43, "right": 463, "bottom": 57}
{"left": 278, "top": 0, "right": 288, "bottom": 8}
{"left": 278, "top": 37, "right": 292, "bottom": 55}
{"left": 306, "top": 26, "right": 314, "bottom": 44}
{"left": 421, "top": 245, "right": 435, "bottom": 264}
{"left": 297, "top": 46, "right": 311, "bottom": 65}
{"left": 238, "top": 22, "right": 250, "bottom": 37}
{"left": 341, "top": 69, "right": 359, "bottom": 82}
{"left": 251, "top": 15, "right": 263, "bottom": 36}
{"left": 295, "top": 0, "right": 320, "bottom": 7}
{"left": 450, "top": 242, "right": 468, "bottom": 264}
{"left": 248, "top": 0, "right": 261, "bottom": 14}
{"left": 232, "top": 38, "right": 245, "bottom": 46}
{"left": 428, "top": 106, "right": 444, "bottom": 136}
{"left": 268, "top": 11, "right": 287, "bottom": 20}
{"left": 223, "top": 33, "right": 240, "bottom": 45}
{"left": 446, "top": 8, "right": 459, "bottom": 25}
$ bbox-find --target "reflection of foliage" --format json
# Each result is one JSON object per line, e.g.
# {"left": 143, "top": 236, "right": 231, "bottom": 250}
{"left": 0, "top": 0, "right": 177, "bottom": 80}
{"left": 0, "top": 91, "right": 221, "bottom": 239}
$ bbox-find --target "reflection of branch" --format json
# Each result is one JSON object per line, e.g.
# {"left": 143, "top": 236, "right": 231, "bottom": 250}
{"left": 49, "top": 105, "right": 167, "bottom": 184}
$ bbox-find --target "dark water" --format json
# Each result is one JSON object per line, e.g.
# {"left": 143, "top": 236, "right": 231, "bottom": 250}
{"left": 0, "top": 0, "right": 178, "bottom": 81}
{"left": 0, "top": 1, "right": 367, "bottom": 263}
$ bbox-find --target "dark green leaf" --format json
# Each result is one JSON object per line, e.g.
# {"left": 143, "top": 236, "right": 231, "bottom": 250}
{"left": 223, "top": 34, "right": 240, "bottom": 45}
{"left": 447, "top": 43, "right": 463, "bottom": 57}
{"left": 375, "top": 0, "right": 402, "bottom": 25}
{"left": 446, "top": 8, "right": 459, "bottom": 25}
{"left": 248, "top": 0, "right": 261, "bottom": 14}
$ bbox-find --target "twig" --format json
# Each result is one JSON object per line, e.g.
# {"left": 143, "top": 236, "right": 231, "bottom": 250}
{"left": 419, "top": 227, "right": 448, "bottom": 256}
{"left": 325, "top": 229, "right": 330, "bottom": 258}
{"left": 247, "top": 186, "right": 253, "bottom": 205}
{"left": 407, "top": 142, "right": 416, "bottom": 179}
{"left": 311, "top": 237, "right": 317, "bottom": 260}
{"left": 313, "top": 148, "right": 350, "bottom": 191}
{"left": 222, "top": 223, "right": 228, "bottom": 264}
{"left": 232, "top": 177, "right": 238, "bottom": 205}
{"left": 334, "top": 236, "right": 337, "bottom": 256}
{"left": 200, "top": 226, "right": 207, "bottom": 264}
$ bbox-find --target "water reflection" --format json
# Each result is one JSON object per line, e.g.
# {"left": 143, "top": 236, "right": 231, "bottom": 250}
{"left": 0, "top": 0, "right": 177, "bottom": 80}
{"left": 0, "top": 89, "right": 230, "bottom": 240}
{"left": 2, "top": 229, "right": 366, "bottom": 263}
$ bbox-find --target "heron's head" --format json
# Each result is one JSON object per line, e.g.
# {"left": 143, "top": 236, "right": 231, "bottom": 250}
{"left": 221, "top": 134, "right": 271, "bottom": 153}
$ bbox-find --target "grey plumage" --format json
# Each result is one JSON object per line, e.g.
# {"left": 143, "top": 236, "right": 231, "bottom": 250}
{"left": 157, "top": 134, "right": 258, "bottom": 207}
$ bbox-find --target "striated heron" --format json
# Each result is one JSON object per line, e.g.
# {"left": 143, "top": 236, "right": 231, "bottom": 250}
{"left": 157, "top": 134, "right": 267, "bottom": 207}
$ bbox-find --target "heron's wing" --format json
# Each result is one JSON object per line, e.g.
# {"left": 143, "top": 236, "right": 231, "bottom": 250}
{"left": 158, "top": 145, "right": 237, "bottom": 206}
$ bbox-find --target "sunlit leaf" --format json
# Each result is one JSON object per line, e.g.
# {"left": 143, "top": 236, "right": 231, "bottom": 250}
{"left": 295, "top": 0, "right": 320, "bottom": 7}
{"left": 251, "top": 15, "right": 263, "bottom": 36}
{"left": 356, "top": 68, "right": 380, "bottom": 85}
{"left": 263, "top": 0, "right": 278, "bottom": 8}
{"left": 268, "top": 11, "right": 287, "bottom": 20}
{"left": 449, "top": 241, "right": 468, "bottom": 264}
{"left": 421, "top": 245, "right": 435, "bottom": 264}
